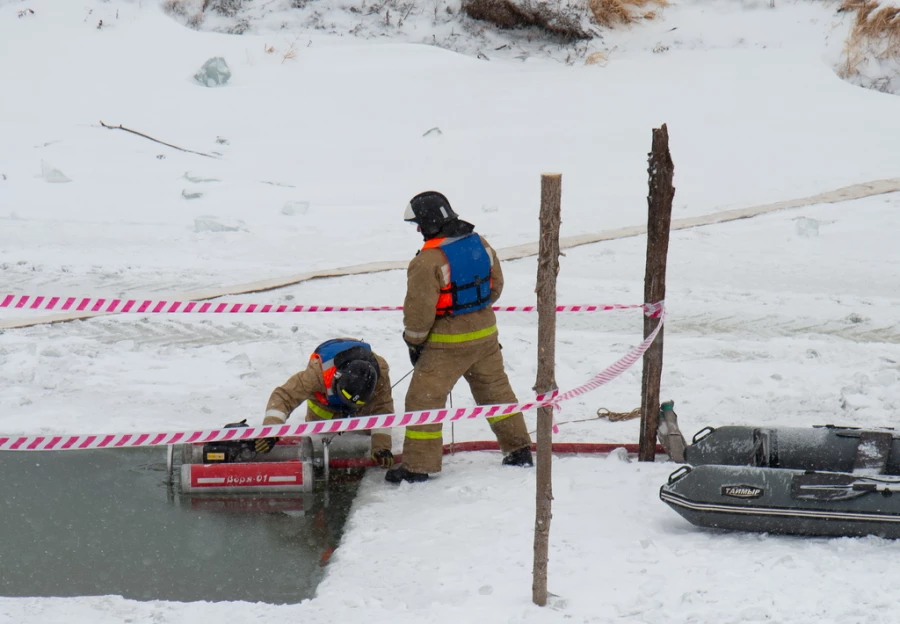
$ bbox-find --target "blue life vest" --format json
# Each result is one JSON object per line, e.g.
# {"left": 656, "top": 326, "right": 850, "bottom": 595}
{"left": 423, "top": 233, "right": 492, "bottom": 317}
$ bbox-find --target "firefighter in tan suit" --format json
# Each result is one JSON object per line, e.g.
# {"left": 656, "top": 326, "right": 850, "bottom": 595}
{"left": 385, "top": 192, "right": 533, "bottom": 484}
{"left": 263, "top": 338, "right": 394, "bottom": 468}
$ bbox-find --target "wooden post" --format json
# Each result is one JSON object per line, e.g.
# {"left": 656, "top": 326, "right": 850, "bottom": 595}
{"left": 638, "top": 125, "right": 675, "bottom": 462}
{"left": 532, "top": 173, "right": 561, "bottom": 606}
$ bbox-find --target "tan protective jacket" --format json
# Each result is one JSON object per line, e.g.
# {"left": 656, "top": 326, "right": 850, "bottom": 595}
{"left": 403, "top": 235, "right": 503, "bottom": 349}
{"left": 263, "top": 353, "right": 393, "bottom": 453}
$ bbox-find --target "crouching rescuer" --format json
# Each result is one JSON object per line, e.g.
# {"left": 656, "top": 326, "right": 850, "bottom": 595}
{"left": 386, "top": 191, "right": 533, "bottom": 484}
{"left": 262, "top": 338, "right": 395, "bottom": 469}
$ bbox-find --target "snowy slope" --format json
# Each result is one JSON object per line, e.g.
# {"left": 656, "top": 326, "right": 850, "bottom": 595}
{"left": 3, "top": 0, "right": 899, "bottom": 302}
{"left": 2, "top": 0, "right": 900, "bottom": 621}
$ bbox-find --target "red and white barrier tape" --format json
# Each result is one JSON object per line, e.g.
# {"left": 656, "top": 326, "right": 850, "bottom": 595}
{"left": 545, "top": 309, "right": 665, "bottom": 431}
{"left": 0, "top": 308, "right": 665, "bottom": 451}
{"left": 0, "top": 294, "right": 663, "bottom": 317}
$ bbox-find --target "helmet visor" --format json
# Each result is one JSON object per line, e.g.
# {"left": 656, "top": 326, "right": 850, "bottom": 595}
{"left": 403, "top": 202, "right": 417, "bottom": 223}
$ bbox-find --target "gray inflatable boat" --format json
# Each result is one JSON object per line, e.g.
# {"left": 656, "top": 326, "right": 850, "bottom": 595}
{"left": 660, "top": 425, "right": 900, "bottom": 538}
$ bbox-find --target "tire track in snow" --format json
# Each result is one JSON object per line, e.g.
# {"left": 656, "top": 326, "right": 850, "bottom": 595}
{"left": 37, "top": 318, "right": 283, "bottom": 347}
{"left": 4, "top": 176, "right": 899, "bottom": 330}
{"left": 1, "top": 266, "right": 221, "bottom": 298}
{"left": 668, "top": 313, "right": 900, "bottom": 345}
{"left": 7, "top": 311, "right": 898, "bottom": 348}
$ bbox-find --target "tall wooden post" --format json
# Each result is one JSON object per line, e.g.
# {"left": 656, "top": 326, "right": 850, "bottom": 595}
{"left": 638, "top": 125, "right": 675, "bottom": 462}
{"left": 532, "top": 173, "right": 561, "bottom": 606}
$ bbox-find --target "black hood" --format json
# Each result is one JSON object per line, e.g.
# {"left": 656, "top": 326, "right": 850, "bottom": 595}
{"left": 424, "top": 219, "right": 475, "bottom": 240}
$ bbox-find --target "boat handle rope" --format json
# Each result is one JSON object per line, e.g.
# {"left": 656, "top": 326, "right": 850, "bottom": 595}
{"left": 691, "top": 426, "right": 716, "bottom": 445}
{"left": 667, "top": 465, "right": 692, "bottom": 485}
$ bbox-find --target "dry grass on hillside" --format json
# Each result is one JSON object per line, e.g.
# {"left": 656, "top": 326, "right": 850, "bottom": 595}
{"left": 461, "top": 0, "right": 593, "bottom": 41}
{"left": 589, "top": 0, "right": 669, "bottom": 28}
{"left": 838, "top": 0, "right": 900, "bottom": 91}
{"left": 461, "top": 0, "right": 668, "bottom": 41}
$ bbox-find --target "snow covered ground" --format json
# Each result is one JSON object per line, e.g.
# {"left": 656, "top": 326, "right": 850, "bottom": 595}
{"left": 2, "top": 0, "right": 900, "bottom": 621}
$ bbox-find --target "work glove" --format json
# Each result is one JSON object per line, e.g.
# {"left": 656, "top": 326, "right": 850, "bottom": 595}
{"left": 254, "top": 437, "right": 280, "bottom": 454}
{"left": 371, "top": 449, "right": 394, "bottom": 469}
{"left": 404, "top": 336, "right": 424, "bottom": 366}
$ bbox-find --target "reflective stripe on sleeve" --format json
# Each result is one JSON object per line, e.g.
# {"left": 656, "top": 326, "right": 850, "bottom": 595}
{"left": 264, "top": 409, "right": 287, "bottom": 422}
{"left": 308, "top": 401, "right": 337, "bottom": 420}
{"left": 404, "top": 329, "right": 430, "bottom": 340}
{"left": 426, "top": 324, "right": 498, "bottom": 343}
{"left": 405, "top": 429, "right": 443, "bottom": 440}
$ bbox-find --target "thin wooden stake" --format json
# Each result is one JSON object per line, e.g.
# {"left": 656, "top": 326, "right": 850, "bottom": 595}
{"left": 532, "top": 173, "right": 561, "bottom": 606}
{"left": 639, "top": 125, "right": 675, "bottom": 462}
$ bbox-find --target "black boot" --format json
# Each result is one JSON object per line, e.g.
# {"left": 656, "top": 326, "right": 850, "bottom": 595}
{"left": 502, "top": 447, "right": 533, "bottom": 467}
{"left": 385, "top": 465, "right": 429, "bottom": 484}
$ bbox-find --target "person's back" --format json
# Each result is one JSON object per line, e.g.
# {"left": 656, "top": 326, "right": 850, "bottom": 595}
{"left": 403, "top": 219, "right": 502, "bottom": 352}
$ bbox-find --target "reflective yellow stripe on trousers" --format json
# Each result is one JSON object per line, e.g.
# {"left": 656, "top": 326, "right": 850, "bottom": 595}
{"left": 308, "top": 400, "right": 337, "bottom": 420}
{"left": 426, "top": 325, "right": 498, "bottom": 343}
{"left": 405, "top": 429, "right": 443, "bottom": 440}
{"left": 487, "top": 412, "right": 517, "bottom": 424}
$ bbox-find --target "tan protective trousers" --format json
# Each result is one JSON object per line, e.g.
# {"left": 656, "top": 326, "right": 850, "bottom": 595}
{"left": 402, "top": 338, "right": 531, "bottom": 474}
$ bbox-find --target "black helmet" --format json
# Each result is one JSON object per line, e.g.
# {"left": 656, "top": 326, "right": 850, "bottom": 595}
{"left": 332, "top": 360, "right": 378, "bottom": 410}
{"left": 404, "top": 191, "right": 459, "bottom": 237}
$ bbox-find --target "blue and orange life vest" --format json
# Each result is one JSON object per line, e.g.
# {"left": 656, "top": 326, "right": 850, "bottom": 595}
{"left": 309, "top": 338, "right": 372, "bottom": 409}
{"left": 422, "top": 233, "right": 492, "bottom": 317}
